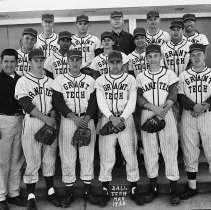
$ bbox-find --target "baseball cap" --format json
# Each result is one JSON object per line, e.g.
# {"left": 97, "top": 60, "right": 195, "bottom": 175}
{"left": 183, "top": 14, "right": 196, "bottom": 22}
{"left": 147, "top": 10, "right": 160, "bottom": 19}
{"left": 133, "top": 27, "right": 146, "bottom": 38}
{"left": 42, "top": 14, "right": 54, "bottom": 22}
{"left": 22, "top": 28, "right": 37, "bottom": 38}
{"left": 28, "top": 49, "right": 45, "bottom": 61}
{"left": 101, "top": 31, "right": 114, "bottom": 41}
{"left": 146, "top": 44, "right": 161, "bottom": 55}
{"left": 110, "top": 10, "right": 123, "bottom": 18}
{"left": 67, "top": 49, "right": 83, "bottom": 58}
{"left": 108, "top": 50, "right": 122, "bottom": 62}
{"left": 58, "top": 31, "right": 72, "bottom": 40}
{"left": 189, "top": 43, "right": 206, "bottom": 53}
{"left": 76, "top": 15, "right": 89, "bottom": 22}
{"left": 170, "top": 20, "right": 184, "bottom": 29}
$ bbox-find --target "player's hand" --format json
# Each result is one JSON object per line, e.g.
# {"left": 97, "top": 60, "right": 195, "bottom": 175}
{"left": 193, "top": 103, "right": 206, "bottom": 113}
{"left": 201, "top": 102, "right": 210, "bottom": 110}
{"left": 110, "top": 115, "right": 124, "bottom": 128}
{"left": 45, "top": 116, "right": 56, "bottom": 127}
{"left": 72, "top": 116, "right": 88, "bottom": 128}
{"left": 153, "top": 106, "right": 167, "bottom": 118}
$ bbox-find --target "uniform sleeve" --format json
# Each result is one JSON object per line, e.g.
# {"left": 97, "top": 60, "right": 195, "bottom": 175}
{"left": 95, "top": 37, "right": 101, "bottom": 50}
{"left": 51, "top": 77, "right": 63, "bottom": 93}
{"left": 89, "top": 57, "right": 99, "bottom": 71}
{"left": 166, "top": 82, "right": 178, "bottom": 103}
{"left": 201, "top": 34, "right": 209, "bottom": 46}
{"left": 86, "top": 90, "right": 98, "bottom": 119}
{"left": 15, "top": 78, "right": 29, "bottom": 100}
{"left": 44, "top": 56, "right": 53, "bottom": 72}
{"left": 169, "top": 70, "right": 179, "bottom": 86}
{"left": 121, "top": 52, "right": 129, "bottom": 65}
{"left": 164, "top": 31, "right": 171, "bottom": 43}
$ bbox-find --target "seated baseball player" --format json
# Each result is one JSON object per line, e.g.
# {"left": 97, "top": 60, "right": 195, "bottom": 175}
{"left": 178, "top": 43, "right": 211, "bottom": 199}
{"left": 52, "top": 49, "right": 100, "bottom": 208}
{"left": 95, "top": 50, "right": 145, "bottom": 207}
{"left": 15, "top": 49, "right": 60, "bottom": 210}
{"left": 136, "top": 44, "right": 180, "bottom": 205}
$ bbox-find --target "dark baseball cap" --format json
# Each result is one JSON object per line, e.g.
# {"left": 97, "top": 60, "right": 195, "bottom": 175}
{"left": 108, "top": 50, "right": 122, "bottom": 62}
{"left": 22, "top": 28, "right": 37, "bottom": 38}
{"left": 101, "top": 31, "right": 114, "bottom": 41}
{"left": 28, "top": 49, "right": 45, "bottom": 61}
{"left": 133, "top": 27, "right": 146, "bottom": 38}
{"left": 67, "top": 49, "right": 83, "bottom": 58}
{"left": 189, "top": 43, "right": 206, "bottom": 53}
{"left": 146, "top": 44, "right": 161, "bottom": 55}
{"left": 42, "top": 14, "right": 54, "bottom": 22}
{"left": 58, "top": 31, "right": 72, "bottom": 40}
{"left": 110, "top": 10, "right": 123, "bottom": 18}
{"left": 170, "top": 20, "right": 184, "bottom": 29}
{"left": 76, "top": 15, "right": 89, "bottom": 22}
{"left": 147, "top": 10, "right": 160, "bottom": 19}
{"left": 183, "top": 13, "right": 196, "bottom": 22}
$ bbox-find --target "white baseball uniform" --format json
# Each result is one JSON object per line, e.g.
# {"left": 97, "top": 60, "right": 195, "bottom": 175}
{"left": 136, "top": 67, "right": 179, "bottom": 180}
{"left": 90, "top": 52, "right": 129, "bottom": 75}
{"left": 44, "top": 51, "right": 69, "bottom": 78}
{"left": 183, "top": 31, "right": 209, "bottom": 46}
{"left": 35, "top": 33, "right": 59, "bottom": 58}
{"left": 178, "top": 67, "right": 211, "bottom": 173}
{"left": 16, "top": 49, "right": 31, "bottom": 76}
{"left": 15, "top": 72, "right": 57, "bottom": 184}
{"left": 146, "top": 29, "right": 170, "bottom": 46}
{"left": 52, "top": 73, "right": 96, "bottom": 183}
{"left": 70, "top": 34, "right": 101, "bottom": 69}
{"left": 95, "top": 73, "right": 139, "bottom": 182}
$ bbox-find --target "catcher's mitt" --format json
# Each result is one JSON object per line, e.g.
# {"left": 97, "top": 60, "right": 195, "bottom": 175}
{"left": 35, "top": 124, "right": 58, "bottom": 146}
{"left": 72, "top": 127, "right": 91, "bottom": 147}
{"left": 99, "top": 121, "right": 125, "bottom": 136}
{"left": 141, "top": 116, "right": 166, "bottom": 133}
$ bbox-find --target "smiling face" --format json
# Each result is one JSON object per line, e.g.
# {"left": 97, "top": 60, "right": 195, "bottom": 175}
{"left": 146, "top": 51, "right": 161, "bottom": 69}
{"left": 67, "top": 56, "right": 82, "bottom": 74}
{"left": 190, "top": 50, "right": 206, "bottom": 69}
{"left": 2, "top": 55, "right": 17, "bottom": 75}
{"left": 76, "top": 21, "right": 89, "bottom": 35}
{"left": 134, "top": 35, "right": 147, "bottom": 49}
{"left": 30, "top": 58, "right": 45, "bottom": 73}
{"left": 147, "top": 17, "right": 160, "bottom": 30}
{"left": 110, "top": 16, "right": 124, "bottom": 29}
{"left": 170, "top": 26, "right": 183, "bottom": 42}
{"left": 58, "top": 38, "right": 72, "bottom": 52}
{"left": 101, "top": 37, "right": 114, "bottom": 50}
{"left": 184, "top": 19, "right": 196, "bottom": 33}
{"left": 41, "top": 20, "right": 54, "bottom": 33}
{"left": 22, "top": 34, "right": 37, "bottom": 51}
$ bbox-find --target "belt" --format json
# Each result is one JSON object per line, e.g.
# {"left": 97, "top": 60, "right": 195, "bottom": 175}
{"left": 111, "top": 112, "right": 123, "bottom": 117}
{"left": 75, "top": 113, "right": 86, "bottom": 117}
{"left": 0, "top": 112, "right": 22, "bottom": 116}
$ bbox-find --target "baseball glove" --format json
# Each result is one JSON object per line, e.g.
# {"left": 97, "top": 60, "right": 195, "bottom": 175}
{"left": 72, "top": 127, "right": 91, "bottom": 147}
{"left": 99, "top": 121, "right": 125, "bottom": 136}
{"left": 141, "top": 116, "right": 166, "bottom": 133}
{"left": 35, "top": 124, "right": 58, "bottom": 146}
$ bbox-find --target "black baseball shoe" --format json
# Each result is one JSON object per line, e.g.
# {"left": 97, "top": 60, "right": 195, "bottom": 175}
{"left": 47, "top": 193, "right": 61, "bottom": 207}
{"left": 128, "top": 187, "right": 145, "bottom": 206}
{"left": 169, "top": 191, "right": 180, "bottom": 206}
{"left": 26, "top": 198, "right": 37, "bottom": 210}
{"left": 7, "top": 195, "right": 27, "bottom": 207}
{"left": 0, "top": 200, "right": 9, "bottom": 210}
{"left": 98, "top": 187, "right": 110, "bottom": 207}
{"left": 144, "top": 187, "right": 158, "bottom": 203}
{"left": 180, "top": 187, "right": 197, "bottom": 200}
{"left": 82, "top": 188, "right": 101, "bottom": 206}
{"left": 60, "top": 194, "right": 75, "bottom": 208}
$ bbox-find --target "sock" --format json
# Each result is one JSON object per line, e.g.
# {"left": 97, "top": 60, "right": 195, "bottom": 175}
{"left": 65, "top": 183, "right": 74, "bottom": 195}
{"left": 48, "top": 187, "right": 55, "bottom": 196}
{"left": 149, "top": 178, "right": 157, "bottom": 191}
{"left": 130, "top": 182, "right": 137, "bottom": 194}
{"left": 26, "top": 183, "right": 36, "bottom": 195}
{"left": 169, "top": 180, "right": 178, "bottom": 193}
{"left": 83, "top": 180, "right": 91, "bottom": 194}
{"left": 187, "top": 172, "right": 197, "bottom": 189}
{"left": 102, "top": 182, "right": 109, "bottom": 191}
{"left": 44, "top": 176, "right": 54, "bottom": 190}
{"left": 28, "top": 193, "right": 35, "bottom": 200}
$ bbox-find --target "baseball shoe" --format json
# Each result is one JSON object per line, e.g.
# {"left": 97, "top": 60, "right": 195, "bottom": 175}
{"left": 128, "top": 187, "right": 145, "bottom": 206}
{"left": 144, "top": 187, "right": 158, "bottom": 203}
{"left": 60, "top": 194, "right": 75, "bottom": 208}
{"left": 7, "top": 195, "right": 27, "bottom": 207}
{"left": 47, "top": 193, "right": 61, "bottom": 207}
{"left": 0, "top": 200, "right": 9, "bottom": 210}
{"left": 169, "top": 191, "right": 180, "bottom": 206}
{"left": 180, "top": 187, "right": 197, "bottom": 200}
{"left": 98, "top": 187, "right": 110, "bottom": 207}
{"left": 26, "top": 198, "right": 37, "bottom": 210}
{"left": 82, "top": 189, "right": 101, "bottom": 206}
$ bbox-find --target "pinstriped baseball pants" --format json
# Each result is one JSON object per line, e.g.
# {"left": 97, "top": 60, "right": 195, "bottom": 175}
{"left": 0, "top": 115, "right": 24, "bottom": 201}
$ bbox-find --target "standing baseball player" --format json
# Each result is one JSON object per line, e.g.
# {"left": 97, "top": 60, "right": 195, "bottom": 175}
{"left": 146, "top": 10, "right": 170, "bottom": 46}
{"left": 70, "top": 15, "right": 101, "bottom": 70}
{"left": 44, "top": 31, "right": 72, "bottom": 78}
{"left": 178, "top": 43, "right": 211, "bottom": 199}
{"left": 136, "top": 44, "right": 180, "bottom": 205}
{"left": 183, "top": 14, "right": 209, "bottom": 47}
{"left": 95, "top": 50, "right": 145, "bottom": 207}
{"left": 52, "top": 49, "right": 99, "bottom": 207}
{"left": 16, "top": 28, "right": 37, "bottom": 76}
{"left": 35, "top": 14, "right": 59, "bottom": 58}
{"left": 15, "top": 49, "right": 60, "bottom": 210}
{"left": 161, "top": 20, "right": 191, "bottom": 76}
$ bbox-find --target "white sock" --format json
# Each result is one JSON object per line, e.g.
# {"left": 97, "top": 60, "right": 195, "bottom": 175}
{"left": 188, "top": 179, "right": 196, "bottom": 189}
{"left": 28, "top": 193, "right": 35, "bottom": 200}
{"left": 48, "top": 187, "right": 55, "bottom": 195}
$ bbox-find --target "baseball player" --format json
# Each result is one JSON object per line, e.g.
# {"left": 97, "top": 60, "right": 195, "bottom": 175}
{"left": 178, "top": 43, "right": 211, "bottom": 199}
{"left": 35, "top": 14, "right": 59, "bottom": 58}
{"left": 16, "top": 28, "right": 37, "bottom": 76}
{"left": 183, "top": 14, "right": 209, "bottom": 47}
{"left": 146, "top": 10, "right": 170, "bottom": 46}
{"left": 44, "top": 31, "right": 72, "bottom": 78}
{"left": 161, "top": 20, "right": 192, "bottom": 76}
{"left": 136, "top": 44, "right": 180, "bottom": 205}
{"left": 90, "top": 31, "right": 129, "bottom": 75}
{"left": 52, "top": 49, "right": 99, "bottom": 207}
{"left": 15, "top": 49, "right": 60, "bottom": 210}
{"left": 95, "top": 50, "right": 145, "bottom": 207}
{"left": 70, "top": 15, "right": 101, "bottom": 70}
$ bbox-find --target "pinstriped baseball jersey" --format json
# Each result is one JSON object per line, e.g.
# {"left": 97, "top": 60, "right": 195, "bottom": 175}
{"left": 89, "top": 52, "right": 129, "bottom": 75}
{"left": 146, "top": 29, "right": 170, "bottom": 46}
{"left": 183, "top": 32, "right": 209, "bottom": 45}
{"left": 16, "top": 49, "right": 30, "bottom": 76}
{"left": 178, "top": 67, "right": 211, "bottom": 103}
{"left": 136, "top": 67, "right": 179, "bottom": 106}
{"left": 35, "top": 33, "right": 59, "bottom": 57}
{"left": 44, "top": 51, "right": 68, "bottom": 78}
{"left": 70, "top": 34, "right": 101, "bottom": 69}
{"left": 161, "top": 39, "right": 191, "bottom": 76}
{"left": 52, "top": 73, "right": 95, "bottom": 114}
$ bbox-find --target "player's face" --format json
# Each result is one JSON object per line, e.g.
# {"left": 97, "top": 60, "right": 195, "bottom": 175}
{"left": 146, "top": 52, "right": 161, "bottom": 69}
{"left": 184, "top": 20, "right": 196, "bottom": 33}
{"left": 110, "top": 17, "right": 124, "bottom": 29}
{"left": 101, "top": 37, "right": 114, "bottom": 49}
{"left": 2, "top": 55, "right": 17, "bottom": 75}
{"left": 30, "top": 58, "right": 45, "bottom": 72}
{"left": 147, "top": 17, "right": 160, "bottom": 30}
{"left": 190, "top": 50, "right": 206, "bottom": 69}
{"left": 76, "top": 21, "right": 89, "bottom": 35}
{"left": 170, "top": 27, "right": 183, "bottom": 41}
{"left": 22, "top": 34, "right": 37, "bottom": 50}
{"left": 58, "top": 38, "right": 72, "bottom": 52}
{"left": 67, "top": 57, "right": 82, "bottom": 73}
{"left": 108, "top": 60, "right": 123, "bottom": 74}
{"left": 41, "top": 20, "right": 54, "bottom": 32}
{"left": 134, "top": 35, "right": 147, "bottom": 49}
